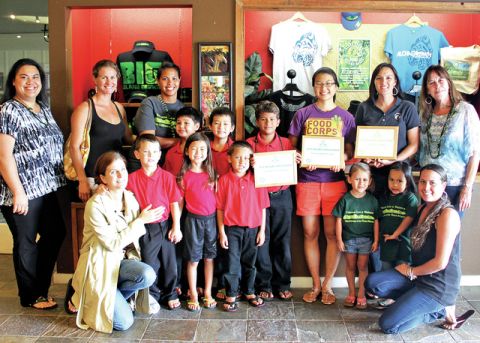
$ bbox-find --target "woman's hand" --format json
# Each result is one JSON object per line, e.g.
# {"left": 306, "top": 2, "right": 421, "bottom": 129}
{"left": 459, "top": 187, "right": 472, "bottom": 212}
{"left": 295, "top": 151, "right": 302, "bottom": 164}
{"left": 337, "top": 239, "right": 345, "bottom": 252}
{"left": 384, "top": 233, "right": 400, "bottom": 242}
{"left": 139, "top": 204, "right": 165, "bottom": 224}
{"left": 78, "top": 179, "right": 91, "bottom": 202}
{"left": 395, "top": 263, "right": 410, "bottom": 278}
{"left": 12, "top": 189, "right": 29, "bottom": 215}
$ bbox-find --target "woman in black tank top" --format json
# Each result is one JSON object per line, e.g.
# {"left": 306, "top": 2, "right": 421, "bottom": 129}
{"left": 69, "top": 60, "right": 134, "bottom": 202}
{"left": 364, "top": 164, "right": 471, "bottom": 334}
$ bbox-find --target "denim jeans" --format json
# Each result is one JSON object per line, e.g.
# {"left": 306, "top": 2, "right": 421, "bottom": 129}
{"left": 113, "top": 259, "right": 156, "bottom": 331}
{"left": 446, "top": 186, "right": 464, "bottom": 219}
{"left": 365, "top": 269, "right": 445, "bottom": 334}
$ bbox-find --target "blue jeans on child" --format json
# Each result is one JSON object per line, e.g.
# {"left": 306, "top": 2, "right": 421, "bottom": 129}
{"left": 113, "top": 259, "right": 156, "bottom": 331}
{"left": 365, "top": 268, "right": 445, "bottom": 334}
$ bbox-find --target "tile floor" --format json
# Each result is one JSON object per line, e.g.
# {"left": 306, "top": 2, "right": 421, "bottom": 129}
{"left": 1, "top": 254, "right": 480, "bottom": 342}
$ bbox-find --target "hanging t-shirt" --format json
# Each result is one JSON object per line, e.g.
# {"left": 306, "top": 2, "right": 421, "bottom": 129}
{"left": 117, "top": 41, "right": 173, "bottom": 102}
{"left": 267, "top": 90, "right": 315, "bottom": 137}
{"left": 385, "top": 25, "right": 449, "bottom": 95}
{"left": 269, "top": 21, "right": 331, "bottom": 95}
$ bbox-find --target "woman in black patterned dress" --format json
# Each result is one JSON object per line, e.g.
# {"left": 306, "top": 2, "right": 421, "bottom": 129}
{"left": 0, "top": 58, "right": 66, "bottom": 309}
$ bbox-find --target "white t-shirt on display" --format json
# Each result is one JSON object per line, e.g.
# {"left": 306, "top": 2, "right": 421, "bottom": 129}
{"left": 269, "top": 21, "right": 331, "bottom": 95}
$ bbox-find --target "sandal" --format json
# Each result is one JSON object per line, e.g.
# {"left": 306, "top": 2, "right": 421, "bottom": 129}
{"left": 187, "top": 299, "right": 200, "bottom": 312}
{"left": 31, "top": 296, "right": 58, "bottom": 310}
{"left": 277, "top": 290, "right": 293, "bottom": 300}
{"left": 223, "top": 300, "right": 238, "bottom": 312}
{"left": 259, "top": 290, "right": 274, "bottom": 301}
{"left": 303, "top": 289, "right": 321, "bottom": 303}
{"left": 321, "top": 289, "right": 336, "bottom": 305}
{"left": 245, "top": 295, "right": 265, "bottom": 308}
{"left": 167, "top": 298, "right": 181, "bottom": 310}
{"left": 355, "top": 297, "right": 367, "bottom": 310}
{"left": 64, "top": 279, "right": 77, "bottom": 314}
{"left": 440, "top": 309, "right": 475, "bottom": 330}
{"left": 343, "top": 295, "right": 356, "bottom": 308}
{"left": 202, "top": 297, "right": 217, "bottom": 309}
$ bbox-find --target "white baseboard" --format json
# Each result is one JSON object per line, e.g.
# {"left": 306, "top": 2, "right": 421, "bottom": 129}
{"left": 52, "top": 274, "right": 480, "bottom": 286}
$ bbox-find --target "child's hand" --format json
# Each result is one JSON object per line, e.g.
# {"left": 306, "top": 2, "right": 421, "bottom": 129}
{"left": 384, "top": 233, "right": 399, "bottom": 242}
{"left": 329, "top": 165, "right": 344, "bottom": 173}
{"left": 139, "top": 204, "right": 165, "bottom": 224}
{"left": 168, "top": 228, "right": 183, "bottom": 244}
{"left": 371, "top": 241, "right": 379, "bottom": 252}
{"left": 256, "top": 230, "right": 265, "bottom": 246}
{"left": 295, "top": 151, "right": 302, "bottom": 164}
{"left": 219, "top": 232, "right": 228, "bottom": 249}
{"left": 337, "top": 240, "right": 345, "bottom": 252}
{"left": 250, "top": 155, "right": 256, "bottom": 168}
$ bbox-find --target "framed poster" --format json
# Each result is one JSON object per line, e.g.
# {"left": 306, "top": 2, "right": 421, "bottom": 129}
{"left": 338, "top": 39, "right": 371, "bottom": 91}
{"left": 354, "top": 126, "right": 399, "bottom": 160}
{"left": 253, "top": 150, "right": 297, "bottom": 188}
{"left": 301, "top": 136, "right": 345, "bottom": 168}
{"left": 198, "top": 43, "right": 233, "bottom": 120}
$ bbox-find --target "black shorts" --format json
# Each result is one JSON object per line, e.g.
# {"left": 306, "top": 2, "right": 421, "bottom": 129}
{"left": 183, "top": 212, "right": 217, "bottom": 262}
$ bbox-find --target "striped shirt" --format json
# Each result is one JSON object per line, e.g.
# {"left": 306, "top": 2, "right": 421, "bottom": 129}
{"left": 0, "top": 99, "right": 66, "bottom": 205}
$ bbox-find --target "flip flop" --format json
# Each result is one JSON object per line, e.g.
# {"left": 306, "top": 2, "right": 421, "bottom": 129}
{"left": 64, "top": 279, "right": 77, "bottom": 314}
{"left": 277, "top": 290, "right": 293, "bottom": 300}
{"left": 31, "top": 296, "right": 57, "bottom": 310}
{"left": 258, "top": 290, "right": 274, "bottom": 301}
{"left": 167, "top": 298, "right": 181, "bottom": 310}
{"left": 246, "top": 295, "right": 265, "bottom": 308}
{"left": 202, "top": 297, "right": 217, "bottom": 309}
{"left": 440, "top": 309, "right": 475, "bottom": 330}
{"left": 223, "top": 300, "right": 238, "bottom": 312}
{"left": 187, "top": 299, "right": 200, "bottom": 312}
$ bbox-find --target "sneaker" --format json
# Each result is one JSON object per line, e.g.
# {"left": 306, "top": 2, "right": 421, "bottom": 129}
{"left": 148, "top": 294, "right": 160, "bottom": 314}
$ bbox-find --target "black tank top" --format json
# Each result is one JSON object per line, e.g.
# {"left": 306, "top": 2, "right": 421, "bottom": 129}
{"left": 412, "top": 205, "right": 461, "bottom": 306}
{"left": 85, "top": 101, "right": 125, "bottom": 177}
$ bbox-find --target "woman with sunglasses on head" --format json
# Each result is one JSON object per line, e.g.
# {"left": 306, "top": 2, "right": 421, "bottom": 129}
{"left": 418, "top": 65, "right": 480, "bottom": 218}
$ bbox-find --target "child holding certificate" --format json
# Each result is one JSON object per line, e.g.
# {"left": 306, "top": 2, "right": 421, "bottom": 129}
{"left": 333, "top": 162, "right": 379, "bottom": 310}
{"left": 247, "top": 101, "right": 298, "bottom": 301}
{"left": 288, "top": 67, "right": 356, "bottom": 304}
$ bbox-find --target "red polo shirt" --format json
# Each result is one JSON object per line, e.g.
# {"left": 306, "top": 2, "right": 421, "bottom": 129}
{"left": 211, "top": 138, "right": 233, "bottom": 176}
{"left": 247, "top": 133, "right": 294, "bottom": 193}
{"left": 181, "top": 170, "right": 216, "bottom": 216}
{"left": 216, "top": 170, "right": 270, "bottom": 228}
{"left": 163, "top": 142, "right": 184, "bottom": 177}
{"left": 127, "top": 167, "right": 182, "bottom": 223}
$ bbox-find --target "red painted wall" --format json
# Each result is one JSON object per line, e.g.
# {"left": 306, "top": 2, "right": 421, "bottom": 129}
{"left": 245, "top": 11, "right": 480, "bottom": 91}
{"left": 71, "top": 7, "right": 192, "bottom": 107}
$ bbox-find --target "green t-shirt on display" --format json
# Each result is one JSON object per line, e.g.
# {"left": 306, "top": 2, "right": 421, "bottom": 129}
{"left": 333, "top": 192, "right": 379, "bottom": 241}
{"left": 379, "top": 191, "right": 418, "bottom": 263}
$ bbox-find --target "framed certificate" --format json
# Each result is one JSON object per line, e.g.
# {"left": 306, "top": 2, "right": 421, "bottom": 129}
{"left": 301, "top": 136, "right": 344, "bottom": 168}
{"left": 354, "top": 126, "right": 399, "bottom": 160}
{"left": 253, "top": 150, "right": 297, "bottom": 188}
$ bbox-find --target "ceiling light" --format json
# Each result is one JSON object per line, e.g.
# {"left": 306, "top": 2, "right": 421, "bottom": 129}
{"left": 16, "top": 35, "right": 22, "bottom": 39}
{"left": 35, "top": 16, "right": 40, "bottom": 23}
{"left": 10, "top": 14, "right": 16, "bottom": 20}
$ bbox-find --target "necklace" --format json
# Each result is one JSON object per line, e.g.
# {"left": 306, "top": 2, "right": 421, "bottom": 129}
{"left": 425, "top": 106, "right": 455, "bottom": 159}
{"left": 14, "top": 97, "right": 49, "bottom": 126}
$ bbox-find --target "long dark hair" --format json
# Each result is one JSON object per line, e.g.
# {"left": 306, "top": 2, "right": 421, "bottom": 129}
{"left": 419, "top": 65, "right": 463, "bottom": 121}
{"left": 177, "top": 132, "right": 216, "bottom": 188}
{"left": 1, "top": 58, "right": 48, "bottom": 104}
{"left": 311, "top": 67, "right": 339, "bottom": 102}
{"left": 367, "top": 63, "right": 403, "bottom": 102}
{"left": 410, "top": 164, "right": 450, "bottom": 250}
{"left": 387, "top": 161, "right": 417, "bottom": 195}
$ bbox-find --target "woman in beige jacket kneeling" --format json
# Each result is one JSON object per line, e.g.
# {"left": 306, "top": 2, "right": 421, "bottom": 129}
{"left": 66, "top": 151, "right": 164, "bottom": 333}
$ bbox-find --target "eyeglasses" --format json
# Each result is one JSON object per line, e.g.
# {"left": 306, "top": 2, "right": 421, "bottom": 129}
{"left": 314, "top": 81, "right": 336, "bottom": 88}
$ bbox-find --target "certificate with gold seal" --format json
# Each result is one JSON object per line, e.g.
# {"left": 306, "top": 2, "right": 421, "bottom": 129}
{"left": 300, "top": 136, "right": 344, "bottom": 168}
{"left": 354, "top": 126, "right": 399, "bottom": 160}
{"left": 253, "top": 150, "right": 297, "bottom": 188}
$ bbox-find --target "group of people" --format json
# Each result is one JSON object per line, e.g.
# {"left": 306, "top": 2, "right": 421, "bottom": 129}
{"left": 0, "top": 56, "right": 478, "bottom": 334}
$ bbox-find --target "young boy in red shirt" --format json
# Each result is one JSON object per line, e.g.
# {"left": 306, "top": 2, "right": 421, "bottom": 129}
{"left": 209, "top": 107, "right": 235, "bottom": 177}
{"left": 163, "top": 106, "right": 202, "bottom": 177}
{"left": 216, "top": 141, "right": 270, "bottom": 311}
{"left": 127, "top": 134, "right": 183, "bottom": 310}
{"left": 247, "top": 100, "right": 299, "bottom": 301}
